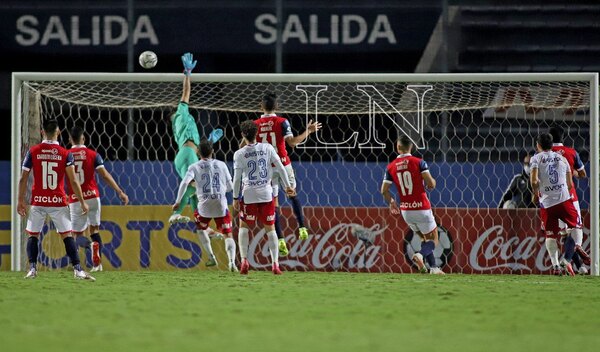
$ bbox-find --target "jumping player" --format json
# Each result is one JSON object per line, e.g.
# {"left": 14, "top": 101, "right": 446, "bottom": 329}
{"left": 17, "top": 119, "right": 94, "bottom": 280}
{"left": 549, "top": 126, "right": 589, "bottom": 273}
{"left": 242, "top": 92, "right": 321, "bottom": 256}
{"left": 233, "top": 120, "right": 295, "bottom": 275}
{"left": 380, "top": 135, "right": 444, "bottom": 275}
{"left": 169, "top": 52, "right": 224, "bottom": 224}
{"left": 67, "top": 126, "right": 129, "bottom": 272}
{"left": 172, "top": 140, "right": 237, "bottom": 271}
{"left": 530, "top": 133, "right": 581, "bottom": 276}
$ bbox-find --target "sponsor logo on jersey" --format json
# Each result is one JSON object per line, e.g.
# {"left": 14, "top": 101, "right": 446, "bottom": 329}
{"left": 41, "top": 148, "right": 59, "bottom": 155}
{"left": 400, "top": 201, "right": 423, "bottom": 209}
{"left": 33, "top": 195, "right": 66, "bottom": 204}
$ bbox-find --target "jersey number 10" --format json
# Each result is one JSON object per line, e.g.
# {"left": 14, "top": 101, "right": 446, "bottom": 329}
{"left": 396, "top": 171, "right": 414, "bottom": 196}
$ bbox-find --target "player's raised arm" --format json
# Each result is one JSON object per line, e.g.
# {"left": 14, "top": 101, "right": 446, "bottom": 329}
{"left": 286, "top": 119, "right": 322, "bottom": 148}
{"left": 180, "top": 53, "right": 197, "bottom": 104}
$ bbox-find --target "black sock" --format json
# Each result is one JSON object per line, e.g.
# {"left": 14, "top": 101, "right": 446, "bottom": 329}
{"left": 90, "top": 233, "right": 103, "bottom": 257}
{"left": 63, "top": 237, "right": 81, "bottom": 269}
{"left": 425, "top": 252, "right": 437, "bottom": 268}
{"left": 572, "top": 251, "right": 582, "bottom": 270}
{"left": 26, "top": 236, "right": 39, "bottom": 269}
{"left": 290, "top": 196, "right": 305, "bottom": 228}
{"left": 274, "top": 209, "right": 283, "bottom": 240}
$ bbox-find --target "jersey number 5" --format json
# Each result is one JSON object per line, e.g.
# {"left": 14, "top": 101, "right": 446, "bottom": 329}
{"left": 396, "top": 171, "right": 414, "bottom": 196}
{"left": 42, "top": 161, "right": 58, "bottom": 190}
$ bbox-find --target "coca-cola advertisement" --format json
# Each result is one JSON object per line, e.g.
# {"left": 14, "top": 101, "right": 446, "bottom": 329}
{"left": 246, "top": 207, "right": 590, "bottom": 274}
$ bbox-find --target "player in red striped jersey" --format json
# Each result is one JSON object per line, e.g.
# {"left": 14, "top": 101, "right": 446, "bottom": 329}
{"left": 549, "top": 126, "right": 589, "bottom": 274}
{"left": 380, "top": 135, "right": 444, "bottom": 274}
{"left": 241, "top": 92, "right": 321, "bottom": 256}
{"left": 17, "top": 119, "right": 94, "bottom": 280}
{"left": 67, "top": 126, "right": 129, "bottom": 272}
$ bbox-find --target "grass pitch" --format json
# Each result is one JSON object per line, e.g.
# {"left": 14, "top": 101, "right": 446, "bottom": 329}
{"left": 0, "top": 271, "right": 599, "bottom": 352}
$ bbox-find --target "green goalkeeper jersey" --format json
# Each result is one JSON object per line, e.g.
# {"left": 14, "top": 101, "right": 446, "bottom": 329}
{"left": 172, "top": 102, "right": 200, "bottom": 149}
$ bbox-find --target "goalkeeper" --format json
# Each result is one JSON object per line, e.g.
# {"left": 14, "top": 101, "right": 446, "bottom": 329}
{"left": 169, "top": 53, "right": 224, "bottom": 224}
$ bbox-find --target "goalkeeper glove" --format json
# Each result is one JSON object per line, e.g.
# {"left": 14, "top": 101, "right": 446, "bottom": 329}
{"left": 181, "top": 52, "right": 197, "bottom": 76}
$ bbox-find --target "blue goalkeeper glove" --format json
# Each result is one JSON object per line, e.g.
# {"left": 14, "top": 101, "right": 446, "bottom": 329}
{"left": 181, "top": 52, "right": 197, "bottom": 76}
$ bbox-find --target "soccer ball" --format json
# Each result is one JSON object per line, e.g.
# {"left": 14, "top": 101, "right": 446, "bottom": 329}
{"left": 139, "top": 51, "right": 157, "bottom": 69}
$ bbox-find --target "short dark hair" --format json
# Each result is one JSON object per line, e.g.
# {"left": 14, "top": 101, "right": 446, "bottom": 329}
{"left": 199, "top": 139, "right": 213, "bottom": 158}
{"left": 43, "top": 119, "right": 59, "bottom": 136}
{"left": 240, "top": 120, "right": 258, "bottom": 141}
{"left": 537, "top": 133, "right": 554, "bottom": 150}
{"left": 397, "top": 134, "right": 413, "bottom": 149}
{"left": 262, "top": 92, "right": 277, "bottom": 112}
{"left": 548, "top": 126, "right": 563, "bottom": 143}
{"left": 70, "top": 125, "right": 85, "bottom": 144}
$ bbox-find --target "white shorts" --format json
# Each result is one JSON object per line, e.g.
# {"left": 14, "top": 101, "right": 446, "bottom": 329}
{"left": 558, "top": 200, "right": 581, "bottom": 230}
{"left": 272, "top": 164, "right": 297, "bottom": 196}
{"left": 26, "top": 205, "right": 72, "bottom": 235}
{"left": 69, "top": 198, "right": 102, "bottom": 233}
{"left": 401, "top": 209, "right": 437, "bottom": 235}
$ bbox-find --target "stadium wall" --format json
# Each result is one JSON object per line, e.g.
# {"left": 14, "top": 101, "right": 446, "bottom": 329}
{"left": 0, "top": 160, "right": 589, "bottom": 208}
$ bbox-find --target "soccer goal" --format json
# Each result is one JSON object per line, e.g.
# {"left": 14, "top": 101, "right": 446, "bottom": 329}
{"left": 11, "top": 72, "right": 599, "bottom": 275}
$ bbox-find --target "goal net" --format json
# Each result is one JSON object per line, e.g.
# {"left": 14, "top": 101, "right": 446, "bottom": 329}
{"left": 11, "top": 73, "right": 599, "bottom": 275}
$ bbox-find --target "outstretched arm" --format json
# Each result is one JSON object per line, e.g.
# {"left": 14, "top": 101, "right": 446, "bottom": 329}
{"left": 98, "top": 167, "right": 129, "bottom": 205}
{"left": 180, "top": 52, "right": 197, "bottom": 104}
{"left": 286, "top": 119, "right": 322, "bottom": 148}
{"left": 530, "top": 168, "right": 539, "bottom": 205}
{"left": 180, "top": 74, "right": 191, "bottom": 104}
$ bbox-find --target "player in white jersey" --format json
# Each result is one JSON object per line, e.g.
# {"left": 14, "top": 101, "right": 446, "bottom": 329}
{"left": 232, "top": 120, "right": 295, "bottom": 275}
{"left": 173, "top": 140, "right": 237, "bottom": 271}
{"left": 530, "top": 133, "right": 581, "bottom": 276}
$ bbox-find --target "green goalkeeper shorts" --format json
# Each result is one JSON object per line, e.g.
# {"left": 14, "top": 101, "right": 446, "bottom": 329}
{"left": 174, "top": 145, "right": 199, "bottom": 179}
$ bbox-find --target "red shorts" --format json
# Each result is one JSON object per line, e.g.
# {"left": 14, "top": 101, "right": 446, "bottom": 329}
{"left": 239, "top": 199, "right": 276, "bottom": 225}
{"left": 540, "top": 200, "right": 581, "bottom": 237}
{"left": 194, "top": 210, "right": 232, "bottom": 234}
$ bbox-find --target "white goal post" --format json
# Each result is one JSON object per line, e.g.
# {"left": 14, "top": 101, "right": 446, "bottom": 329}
{"left": 11, "top": 72, "right": 599, "bottom": 275}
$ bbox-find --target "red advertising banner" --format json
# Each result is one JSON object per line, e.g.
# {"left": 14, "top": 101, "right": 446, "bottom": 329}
{"left": 246, "top": 207, "right": 591, "bottom": 274}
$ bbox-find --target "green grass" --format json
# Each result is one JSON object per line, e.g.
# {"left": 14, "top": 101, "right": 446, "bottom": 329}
{"left": 1, "top": 271, "right": 599, "bottom": 352}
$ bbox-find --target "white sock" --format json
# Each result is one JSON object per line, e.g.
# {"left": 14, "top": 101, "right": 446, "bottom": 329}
{"left": 238, "top": 228, "right": 249, "bottom": 260}
{"left": 197, "top": 230, "right": 215, "bottom": 258}
{"left": 571, "top": 228, "right": 583, "bottom": 246}
{"left": 225, "top": 237, "right": 236, "bottom": 264}
{"left": 545, "top": 238, "right": 559, "bottom": 266}
{"left": 267, "top": 230, "right": 279, "bottom": 265}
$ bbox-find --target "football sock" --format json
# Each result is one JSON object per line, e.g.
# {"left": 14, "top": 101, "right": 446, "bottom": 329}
{"left": 563, "top": 235, "right": 575, "bottom": 262}
{"left": 90, "top": 233, "right": 103, "bottom": 257}
{"left": 238, "top": 228, "right": 249, "bottom": 260}
{"left": 225, "top": 237, "right": 236, "bottom": 264}
{"left": 173, "top": 186, "right": 195, "bottom": 215}
{"left": 266, "top": 230, "right": 279, "bottom": 264}
{"left": 27, "top": 236, "right": 39, "bottom": 267}
{"left": 75, "top": 235, "right": 91, "bottom": 251}
{"left": 274, "top": 209, "right": 283, "bottom": 240}
{"left": 289, "top": 196, "right": 305, "bottom": 228}
{"left": 63, "top": 237, "right": 81, "bottom": 267}
{"left": 420, "top": 241, "right": 436, "bottom": 268}
{"left": 545, "top": 238, "right": 559, "bottom": 266}
{"left": 198, "top": 230, "right": 215, "bottom": 258}
{"left": 572, "top": 252, "right": 582, "bottom": 270}
{"left": 571, "top": 228, "right": 583, "bottom": 246}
